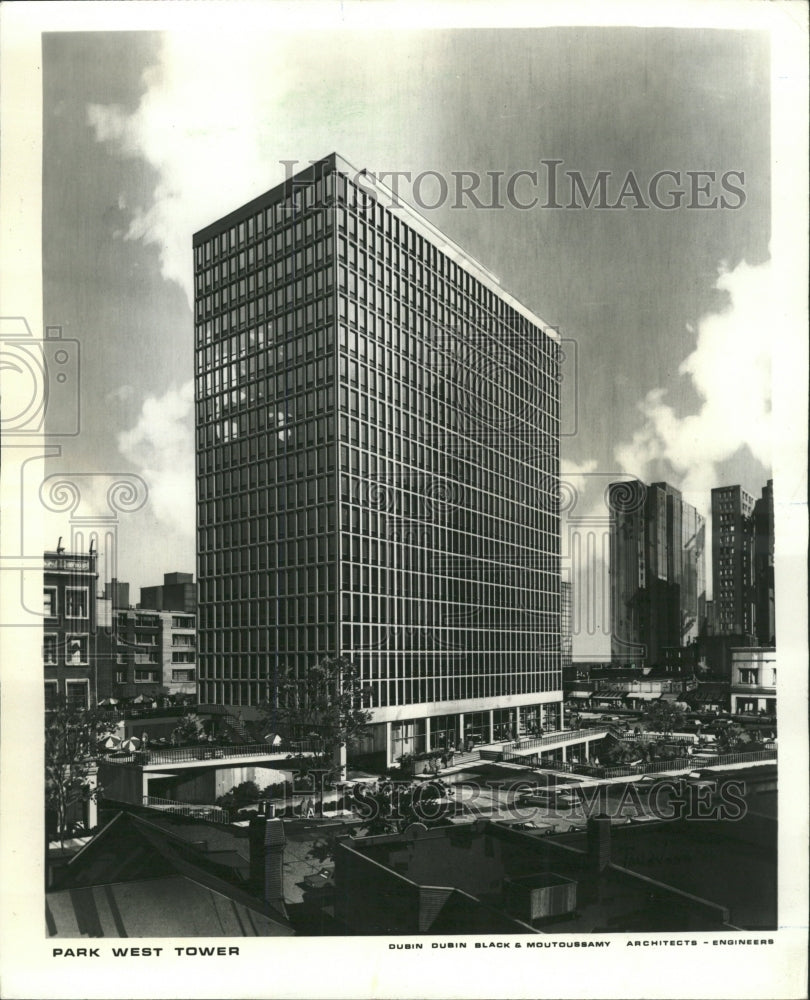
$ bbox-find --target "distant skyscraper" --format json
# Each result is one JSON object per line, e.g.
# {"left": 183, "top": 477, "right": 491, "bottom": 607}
{"left": 193, "top": 153, "right": 569, "bottom": 765}
{"left": 710, "top": 485, "right": 756, "bottom": 638}
{"left": 753, "top": 480, "right": 775, "bottom": 645}
{"left": 609, "top": 480, "right": 706, "bottom": 666}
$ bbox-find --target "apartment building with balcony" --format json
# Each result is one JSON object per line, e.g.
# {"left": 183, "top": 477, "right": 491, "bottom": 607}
{"left": 107, "top": 574, "right": 198, "bottom": 699}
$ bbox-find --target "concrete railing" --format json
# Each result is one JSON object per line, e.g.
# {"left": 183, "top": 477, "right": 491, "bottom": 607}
{"left": 481, "top": 747, "right": 776, "bottom": 778}
{"left": 105, "top": 740, "right": 320, "bottom": 766}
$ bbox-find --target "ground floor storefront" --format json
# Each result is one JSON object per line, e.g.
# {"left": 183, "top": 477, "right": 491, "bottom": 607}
{"left": 352, "top": 698, "right": 568, "bottom": 768}
{"left": 731, "top": 694, "right": 776, "bottom": 715}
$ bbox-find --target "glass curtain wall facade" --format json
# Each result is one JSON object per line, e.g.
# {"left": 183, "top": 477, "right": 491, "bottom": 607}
{"left": 609, "top": 480, "right": 706, "bottom": 667}
{"left": 194, "top": 154, "right": 563, "bottom": 761}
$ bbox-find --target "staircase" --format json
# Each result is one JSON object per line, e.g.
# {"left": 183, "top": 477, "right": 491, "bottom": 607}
{"left": 440, "top": 749, "right": 481, "bottom": 770}
{"left": 220, "top": 713, "right": 252, "bottom": 744}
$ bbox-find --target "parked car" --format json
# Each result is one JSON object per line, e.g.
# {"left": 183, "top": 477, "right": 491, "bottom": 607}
{"left": 517, "top": 788, "right": 578, "bottom": 810}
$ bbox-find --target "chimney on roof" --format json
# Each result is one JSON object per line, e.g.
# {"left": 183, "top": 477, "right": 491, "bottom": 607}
{"left": 586, "top": 814, "right": 612, "bottom": 873}
{"left": 248, "top": 816, "right": 286, "bottom": 903}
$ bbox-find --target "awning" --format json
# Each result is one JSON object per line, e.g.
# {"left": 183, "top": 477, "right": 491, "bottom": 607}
{"left": 659, "top": 693, "right": 680, "bottom": 702}
{"left": 593, "top": 693, "right": 624, "bottom": 702}
{"left": 625, "top": 691, "right": 660, "bottom": 701}
{"left": 567, "top": 691, "right": 593, "bottom": 700}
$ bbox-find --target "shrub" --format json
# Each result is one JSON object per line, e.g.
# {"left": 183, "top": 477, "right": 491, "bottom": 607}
{"left": 216, "top": 780, "right": 262, "bottom": 809}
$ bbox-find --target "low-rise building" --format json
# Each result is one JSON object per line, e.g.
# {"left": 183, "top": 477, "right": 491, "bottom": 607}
{"left": 563, "top": 664, "right": 696, "bottom": 711}
{"left": 102, "top": 573, "right": 198, "bottom": 700}
{"left": 730, "top": 646, "right": 776, "bottom": 716}
{"left": 333, "top": 817, "right": 737, "bottom": 934}
{"left": 111, "top": 606, "right": 197, "bottom": 700}
{"left": 44, "top": 548, "right": 100, "bottom": 711}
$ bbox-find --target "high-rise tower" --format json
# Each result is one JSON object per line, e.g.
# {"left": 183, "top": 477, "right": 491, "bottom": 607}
{"left": 710, "top": 485, "right": 756, "bottom": 638}
{"left": 609, "top": 480, "right": 706, "bottom": 666}
{"left": 193, "top": 154, "right": 564, "bottom": 764}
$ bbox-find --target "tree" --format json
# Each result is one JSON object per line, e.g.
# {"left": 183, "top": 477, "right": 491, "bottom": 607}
{"left": 171, "top": 712, "right": 204, "bottom": 745}
{"left": 259, "top": 656, "right": 372, "bottom": 801}
{"left": 352, "top": 784, "right": 399, "bottom": 837}
{"left": 716, "top": 722, "right": 746, "bottom": 751}
{"left": 641, "top": 700, "right": 686, "bottom": 736}
{"left": 45, "top": 701, "right": 110, "bottom": 847}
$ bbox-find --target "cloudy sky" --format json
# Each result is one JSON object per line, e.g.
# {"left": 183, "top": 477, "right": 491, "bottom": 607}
{"left": 42, "top": 25, "right": 772, "bottom": 654}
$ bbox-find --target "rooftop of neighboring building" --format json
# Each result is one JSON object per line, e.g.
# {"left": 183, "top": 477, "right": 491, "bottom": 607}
{"left": 46, "top": 810, "right": 292, "bottom": 938}
{"left": 338, "top": 817, "right": 734, "bottom": 934}
{"left": 44, "top": 549, "right": 97, "bottom": 573}
{"left": 553, "top": 794, "right": 776, "bottom": 930}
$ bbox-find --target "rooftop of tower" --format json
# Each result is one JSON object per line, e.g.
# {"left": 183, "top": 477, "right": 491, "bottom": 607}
{"left": 194, "top": 152, "right": 560, "bottom": 344}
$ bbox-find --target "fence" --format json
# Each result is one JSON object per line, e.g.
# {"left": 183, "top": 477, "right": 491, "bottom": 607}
{"left": 623, "top": 732, "right": 698, "bottom": 745}
{"left": 691, "top": 749, "right": 777, "bottom": 767}
{"left": 510, "top": 727, "right": 608, "bottom": 753}
{"left": 478, "top": 728, "right": 609, "bottom": 764}
{"left": 598, "top": 758, "right": 692, "bottom": 779}
{"left": 141, "top": 795, "right": 231, "bottom": 824}
{"left": 98, "top": 705, "right": 197, "bottom": 723}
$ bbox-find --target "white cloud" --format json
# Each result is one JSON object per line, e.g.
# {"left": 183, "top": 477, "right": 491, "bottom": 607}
{"left": 85, "top": 32, "right": 412, "bottom": 309}
{"left": 87, "top": 33, "right": 293, "bottom": 306}
{"left": 86, "top": 29, "right": 437, "bottom": 308}
{"left": 615, "top": 257, "right": 773, "bottom": 514}
{"left": 117, "top": 380, "right": 195, "bottom": 538}
{"left": 106, "top": 384, "right": 135, "bottom": 403}
{"left": 560, "top": 457, "right": 598, "bottom": 497}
